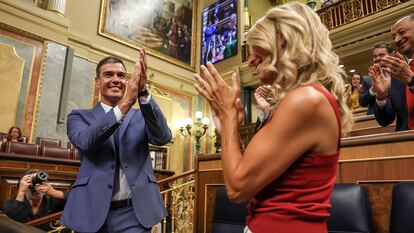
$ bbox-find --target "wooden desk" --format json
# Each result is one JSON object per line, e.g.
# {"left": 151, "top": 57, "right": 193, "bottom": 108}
{"left": 352, "top": 108, "right": 369, "bottom": 117}
{"left": 0, "top": 152, "right": 79, "bottom": 209}
{"left": 0, "top": 152, "right": 174, "bottom": 209}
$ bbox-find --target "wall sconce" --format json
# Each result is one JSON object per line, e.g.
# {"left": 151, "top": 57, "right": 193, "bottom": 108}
{"left": 179, "top": 111, "right": 213, "bottom": 154}
{"left": 244, "top": 6, "right": 251, "bottom": 31}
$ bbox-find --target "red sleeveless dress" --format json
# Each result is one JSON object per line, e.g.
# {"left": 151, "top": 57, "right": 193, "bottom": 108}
{"left": 246, "top": 84, "right": 341, "bottom": 233}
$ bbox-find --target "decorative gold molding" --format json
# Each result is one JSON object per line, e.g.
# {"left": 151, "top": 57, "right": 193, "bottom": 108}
{"left": 318, "top": 0, "right": 403, "bottom": 31}
{"left": 0, "top": 22, "right": 45, "bottom": 42}
{"left": 160, "top": 179, "right": 195, "bottom": 233}
{"left": 21, "top": 42, "right": 36, "bottom": 141}
{"left": 30, "top": 40, "right": 48, "bottom": 143}
{"left": 0, "top": 0, "right": 70, "bottom": 29}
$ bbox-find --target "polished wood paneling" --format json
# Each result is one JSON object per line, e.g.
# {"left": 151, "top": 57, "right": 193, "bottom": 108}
{"left": 340, "top": 130, "right": 414, "bottom": 160}
{"left": 204, "top": 184, "right": 223, "bottom": 233}
{"left": 340, "top": 140, "right": 414, "bottom": 160}
{"left": 352, "top": 108, "right": 369, "bottom": 117}
{"left": 339, "top": 157, "right": 414, "bottom": 182}
{"left": 347, "top": 124, "right": 395, "bottom": 137}
{"left": 195, "top": 168, "right": 224, "bottom": 233}
{"left": 353, "top": 115, "right": 379, "bottom": 130}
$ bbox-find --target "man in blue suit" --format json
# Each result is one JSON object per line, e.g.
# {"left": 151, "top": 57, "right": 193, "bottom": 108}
{"left": 370, "top": 15, "right": 414, "bottom": 131}
{"left": 60, "top": 49, "right": 172, "bottom": 233}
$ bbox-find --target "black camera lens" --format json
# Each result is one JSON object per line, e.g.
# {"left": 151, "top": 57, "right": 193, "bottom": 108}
{"left": 31, "top": 170, "right": 48, "bottom": 187}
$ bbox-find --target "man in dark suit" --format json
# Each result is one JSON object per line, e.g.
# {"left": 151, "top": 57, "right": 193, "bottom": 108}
{"left": 254, "top": 85, "right": 275, "bottom": 131}
{"left": 60, "top": 49, "right": 172, "bottom": 233}
{"left": 359, "top": 42, "right": 394, "bottom": 115}
{"left": 370, "top": 14, "right": 414, "bottom": 131}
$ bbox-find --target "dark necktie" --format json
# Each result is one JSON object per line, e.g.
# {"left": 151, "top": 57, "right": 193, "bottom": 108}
{"left": 113, "top": 128, "right": 120, "bottom": 195}
{"left": 406, "top": 60, "right": 414, "bottom": 129}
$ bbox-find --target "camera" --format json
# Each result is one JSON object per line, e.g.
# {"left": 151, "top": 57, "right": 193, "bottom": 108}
{"left": 31, "top": 170, "right": 48, "bottom": 188}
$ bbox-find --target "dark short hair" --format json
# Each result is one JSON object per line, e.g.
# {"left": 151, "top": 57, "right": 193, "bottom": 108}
{"left": 95, "top": 56, "right": 126, "bottom": 78}
{"left": 353, "top": 72, "right": 362, "bottom": 78}
{"left": 373, "top": 42, "right": 394, "bottom": 54}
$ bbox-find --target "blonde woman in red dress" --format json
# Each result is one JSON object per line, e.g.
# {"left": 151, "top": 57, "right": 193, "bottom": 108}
{"left": 194, "top": 2, "right": 353, "bottom": 233}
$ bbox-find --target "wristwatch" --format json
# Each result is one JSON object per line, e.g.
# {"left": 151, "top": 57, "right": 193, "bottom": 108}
{"left": 369, "top": 87, "right": 377, "bottom": 96}
{"left": 407, "top": 75, "right": 414, "bottom": 88}
{"left": 138, "top": 89, "right": 149, "bottom": 97}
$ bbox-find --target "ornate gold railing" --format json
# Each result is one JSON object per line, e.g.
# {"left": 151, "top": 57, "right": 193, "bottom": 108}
{"left": 318, "top": 0, "right": 406, "bottom": 30}
{"left": 158, "top": 170, "right": 196, "bottom": 233}
{"left": 25, "top": 211, "right": 73, "bottom": 233}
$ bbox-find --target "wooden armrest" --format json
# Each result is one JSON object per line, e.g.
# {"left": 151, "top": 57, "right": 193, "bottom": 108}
{"left": 25, "top": 211, "right": 62, "bottom": 226}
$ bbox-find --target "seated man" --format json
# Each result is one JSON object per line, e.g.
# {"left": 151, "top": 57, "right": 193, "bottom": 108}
{"left": 2, "top": 169, "right": 69, "bottom": 231}
{"left": 254, "top": 85, "right": 276, "bottom": 131}
{"left": 370, "top": 14, "right": 414, "bottom": 131}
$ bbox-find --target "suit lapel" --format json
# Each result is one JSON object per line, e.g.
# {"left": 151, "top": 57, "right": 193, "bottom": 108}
{"left": 92, "top": 102, "right": 117, "bottom": 154}
{"left": 92, "top": 102, "right": 106, "bottom": 119}
{"left": 118, "top": 108, "right": 135, "bottom": 143}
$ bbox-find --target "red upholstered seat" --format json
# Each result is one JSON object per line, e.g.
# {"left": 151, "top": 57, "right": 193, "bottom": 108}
{"left": 0, "top": 133, "right": 6, "bottom": 141}
{"left": 67, "top": 142, "right": 80, "bottom": 160}
{"left": 71, "top": 148, "right": 80, "bottom": 160}
{"left": 41, "top": 146, "right": 71, "bottom": 159}
{"left": 36, "top": 137, "right": 61, "bottom": 148}
{"left": 5, "top": 142, "right": 40, "bottom": 156}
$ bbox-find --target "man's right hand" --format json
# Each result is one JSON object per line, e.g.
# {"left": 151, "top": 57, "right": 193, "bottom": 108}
{"left": 369, "top": 63, "right": 391, "bottom": 101}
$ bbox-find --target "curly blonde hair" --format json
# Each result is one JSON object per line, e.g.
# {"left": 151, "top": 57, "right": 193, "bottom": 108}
{"left": 246, "top": 2, "right": 353, "bottom": 132}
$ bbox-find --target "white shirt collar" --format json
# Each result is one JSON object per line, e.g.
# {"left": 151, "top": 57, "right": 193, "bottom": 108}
{"left": 100, "top": 102, "right": 114, "bottom": 113}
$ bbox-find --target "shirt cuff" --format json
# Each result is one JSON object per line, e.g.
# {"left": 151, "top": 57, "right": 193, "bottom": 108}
{"left": 113, "top": 106, "right": 125, "bottom": 122}
{"left": 369, "top": 87, "right": 376, "bottom": 96}
{"left": 376, "top": 98, "right": 387, "bottom": 108}
{"left": 139, "top": 94, "right": 152, "bottom": 104}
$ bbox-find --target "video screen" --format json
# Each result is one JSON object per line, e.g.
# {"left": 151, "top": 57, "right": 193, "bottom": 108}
{"left": 201, "top": 0, "right": 238, "bottom": 65}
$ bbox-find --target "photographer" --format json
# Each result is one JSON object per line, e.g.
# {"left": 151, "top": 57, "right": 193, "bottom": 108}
{"left": 2, "top": 169, "right": 68, "bottom": 231}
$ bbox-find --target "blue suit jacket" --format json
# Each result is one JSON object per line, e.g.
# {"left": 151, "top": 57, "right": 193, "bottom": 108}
{"left": 374, "top": 78, "right": 409, "bottom": 131}
{"left": 60, "top": 98, "right": 171, "bottom": 232}
{"left": 359, "top": 76, "right": 375, "bottom": 115}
